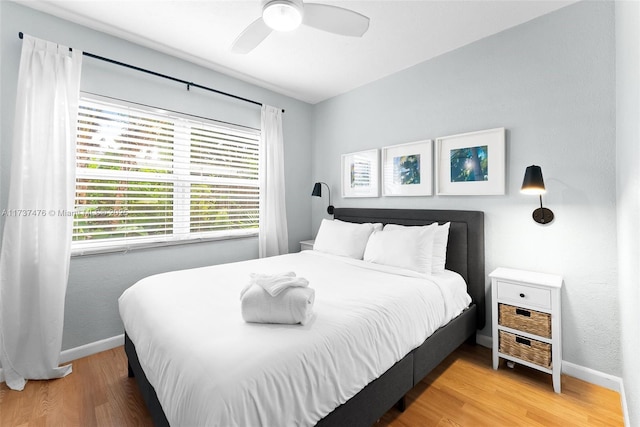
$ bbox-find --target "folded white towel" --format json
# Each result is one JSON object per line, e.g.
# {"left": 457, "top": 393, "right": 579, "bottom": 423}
{"left": 241, "top": 285, "right": 315, "bottom": 325}
{"left": 240, "top": 272, "right": 309, "bottom": 298}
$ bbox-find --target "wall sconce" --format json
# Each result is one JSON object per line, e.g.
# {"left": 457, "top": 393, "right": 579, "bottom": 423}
{"left": 521, "top": 165, "right": 554, "bottom": 224}
{"left": 312, "top": 182, "right": 334, "bottom": 215}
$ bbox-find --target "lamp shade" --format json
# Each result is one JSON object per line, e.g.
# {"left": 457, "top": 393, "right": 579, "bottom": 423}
{"left": 521, "top": 165, "right": 546, "bottom": 195}
{"left": 312, "top": 182, "right": 322, "bottom": 197}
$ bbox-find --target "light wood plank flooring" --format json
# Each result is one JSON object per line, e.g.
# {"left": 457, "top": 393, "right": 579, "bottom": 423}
{"left": 0, "top": 343, "right": 623, "bottom": 426}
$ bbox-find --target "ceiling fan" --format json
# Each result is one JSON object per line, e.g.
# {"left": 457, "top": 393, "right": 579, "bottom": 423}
{"left": 231, "top": 0, "right": 370, "bottom": 54}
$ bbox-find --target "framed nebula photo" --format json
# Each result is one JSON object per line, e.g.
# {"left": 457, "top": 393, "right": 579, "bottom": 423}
{"left": 382, "top": 140, "right": 433, "bottom": 197}
{"left": 436, "top": 128, "right": 505, "bottom": 196}
{"left": 341, "top": 149, "right": 380, "bottom": 198}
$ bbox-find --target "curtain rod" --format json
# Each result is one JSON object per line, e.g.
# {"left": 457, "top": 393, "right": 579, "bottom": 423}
{"left": 18, "top": 32, "right": 284, "bottom": 113}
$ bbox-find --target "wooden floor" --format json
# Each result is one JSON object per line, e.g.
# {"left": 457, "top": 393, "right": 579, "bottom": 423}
{"left": 0, "top": 343, "right": 623, "bottom": 427}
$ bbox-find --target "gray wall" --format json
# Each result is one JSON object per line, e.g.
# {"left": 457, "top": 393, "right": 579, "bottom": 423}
{"left": 616, "top": 0, "right": 640, "bottom": 424}
{"left": 0, "top": 1, "right": 314, "bottom": 350}
{"left": 0, "top": 0, "right": 625, "bottom": 386}
{"left": 312, "top": 1, "right": 619, "bottom": 377}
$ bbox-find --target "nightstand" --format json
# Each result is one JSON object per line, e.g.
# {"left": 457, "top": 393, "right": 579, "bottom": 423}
{"left": 300, "top": 240, "right": 315, "bottom": 251}
{"left": 490, "top": 267, "right": 563, "bottom": 393}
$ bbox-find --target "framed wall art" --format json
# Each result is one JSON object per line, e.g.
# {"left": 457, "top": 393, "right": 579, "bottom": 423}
{"left": 382, "top": 140, "right": 433, "bottom": 197}
{"left": 436, "top": 128, "right": 505, "bottom": 196}
{"left": 341, "top": 149, "right": 379, "bottom": 198}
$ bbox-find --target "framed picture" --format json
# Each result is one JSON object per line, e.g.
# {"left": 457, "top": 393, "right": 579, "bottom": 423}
{"left": 341, "top": 149, "right": 379, "bottom": 198}
{"left": 436, "top": 128, "right": 505, "bottom": 196}
{"left": 382, "top": 140, "right": 433, "bottom": 196}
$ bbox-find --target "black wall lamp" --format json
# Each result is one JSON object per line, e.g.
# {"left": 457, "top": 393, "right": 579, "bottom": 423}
{"left": 521, "top": 165, "right": 554, "bottom": 224}
{"left": 312, "top": 182, "right": 334, "bottom": 215}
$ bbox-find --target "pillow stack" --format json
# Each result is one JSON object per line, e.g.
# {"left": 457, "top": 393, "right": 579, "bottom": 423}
{"left": 312, "top": 219, "right": 451, "bottom": 276}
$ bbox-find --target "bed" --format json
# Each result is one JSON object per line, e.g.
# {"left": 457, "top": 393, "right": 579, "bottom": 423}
{"left": 121, "top": 208, "right": 485, "bottom": 426}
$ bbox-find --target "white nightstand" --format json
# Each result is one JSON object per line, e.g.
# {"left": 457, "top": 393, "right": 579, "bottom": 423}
{"left": 490, "top": 267, "right": 563, "bottom": 393}
{"left": 300, "top": 240, "right": 315, "bottom": 251}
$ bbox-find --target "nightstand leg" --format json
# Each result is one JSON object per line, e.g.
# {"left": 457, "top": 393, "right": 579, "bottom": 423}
{"left": 553, "top": 371, "right": 561, "bottom": 393}
{"left": 492, "top": 353, "right": 499, "bottom": 370}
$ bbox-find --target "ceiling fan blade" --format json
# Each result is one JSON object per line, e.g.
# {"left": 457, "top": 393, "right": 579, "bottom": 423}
{"left": 303, "top": 3, "right": 369, "bottom": 37}
{"left": 231, "top": 17, "right": 273, "bottom": 54}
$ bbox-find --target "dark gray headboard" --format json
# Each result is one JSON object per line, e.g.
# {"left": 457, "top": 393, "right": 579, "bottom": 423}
{"left": 333, "top": 208, "right": 485, "bottom": 330}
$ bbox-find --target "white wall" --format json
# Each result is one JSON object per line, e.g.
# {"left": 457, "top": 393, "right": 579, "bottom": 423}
{"left": 615, "top": 0, "right": 640, "bottom": 424}
{"left": 312, "top": 1, "right": 619, "bottom": 376}
{"left": 0, "top": 1, "right": 314, "bottom": 350}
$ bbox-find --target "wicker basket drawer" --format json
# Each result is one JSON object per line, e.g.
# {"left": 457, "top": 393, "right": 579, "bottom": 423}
{"left": 499, "top": 330, "right": 551, "bottom": 369}
{"left": 499, "top": 303, "right": 551, "bottom": 338}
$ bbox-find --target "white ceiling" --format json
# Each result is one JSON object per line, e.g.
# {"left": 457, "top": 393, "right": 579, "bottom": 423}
{"left": 17, "top": 0, "right": 576, "bottom": 104}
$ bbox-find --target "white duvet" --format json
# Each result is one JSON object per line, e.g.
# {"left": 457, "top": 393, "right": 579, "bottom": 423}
{"left": 118, "top": 251, "right": 471, "bottom": 427}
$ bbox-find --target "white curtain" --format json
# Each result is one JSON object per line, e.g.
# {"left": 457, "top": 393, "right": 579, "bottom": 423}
{"left": 259, "top": 105, "right": 289, "bottom": 258}
{"left": 0, "top": 35, "right": 82, "bottom": 390}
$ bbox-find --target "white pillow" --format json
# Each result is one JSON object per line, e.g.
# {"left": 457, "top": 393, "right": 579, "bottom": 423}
{"left": 313, "top": 219, "right": 377, "bottom": 259}
{"left": 363, "top": 224, "right": 437, "bottom": 274}
{"left": 431, "top": 222, "right": 451, "bottom": 274}
{"left": 384, "top": 222, "right": 449, "bottom": 274}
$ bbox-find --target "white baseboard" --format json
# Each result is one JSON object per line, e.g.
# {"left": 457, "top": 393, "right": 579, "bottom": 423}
{"left": 476, "top": 332, "right": 492, "bottom": 348}
{"left": 475, "top": 333, "right": 625, "bottom": 394}
{"left": 561, "top": 360, "right": 623, "bottom": 392}
{"left": 59, "top": 334, "right": 124, "bottom": 364}
{"left": 561, "top": 362, "right": 630, "bottom": 426}
{"left": 0, "top": 335, "right": 123, "bottom": 386}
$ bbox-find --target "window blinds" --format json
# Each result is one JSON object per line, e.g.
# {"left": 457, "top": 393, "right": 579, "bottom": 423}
{"left": 73, "top": 96, "right": 260, "bottom": 253}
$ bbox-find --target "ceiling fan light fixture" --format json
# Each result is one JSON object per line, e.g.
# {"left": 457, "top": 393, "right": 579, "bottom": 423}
{"left": 262, "top": 0, "right": 303, "bottom": 32}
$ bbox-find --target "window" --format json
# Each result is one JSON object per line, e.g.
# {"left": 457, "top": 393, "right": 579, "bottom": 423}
{"left": 73, "top": 96, "right": 260, "bottom": 254}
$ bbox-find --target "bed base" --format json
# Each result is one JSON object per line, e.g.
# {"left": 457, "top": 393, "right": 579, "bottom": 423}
{"left": 125, "top": 333, "right": 169, "bottom": 427}
{"left": 316, "top": 305, "right": 477, "bottom": 427}
{"left": 125, "top": 304, "right": 476, "bottom": 427}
